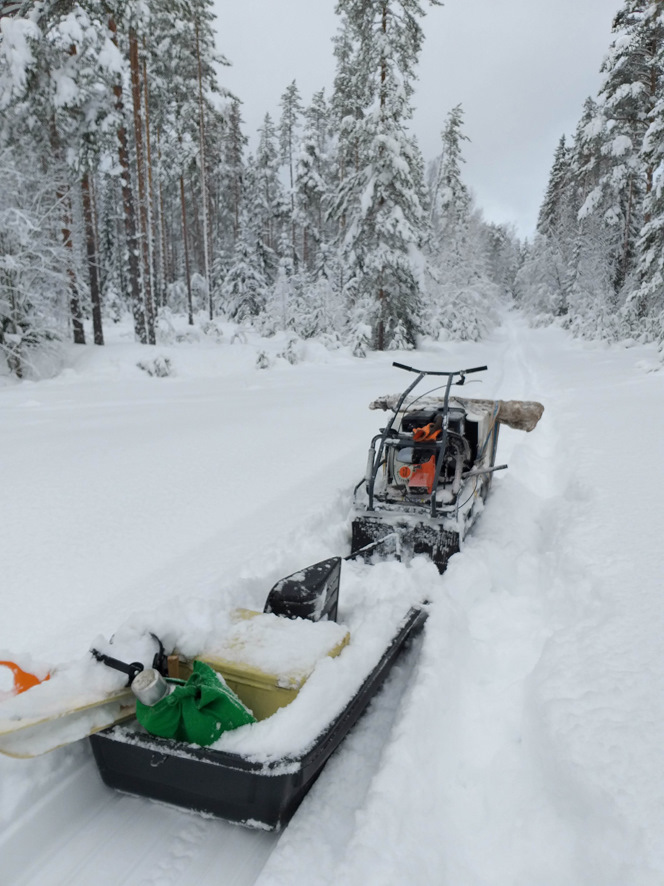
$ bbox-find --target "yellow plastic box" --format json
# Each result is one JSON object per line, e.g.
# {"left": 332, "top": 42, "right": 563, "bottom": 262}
{"left": 198, "top": 609, "right": 350, "bottom": 721}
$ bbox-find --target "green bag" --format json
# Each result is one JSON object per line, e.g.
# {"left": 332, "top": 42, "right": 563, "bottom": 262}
{"left": 136, "top": 660, "right": 256, "bottom": 746}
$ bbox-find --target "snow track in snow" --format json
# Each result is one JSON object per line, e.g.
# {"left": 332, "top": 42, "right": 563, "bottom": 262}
{"left": 3, "top": 751, "right": 278, "bottom": 886}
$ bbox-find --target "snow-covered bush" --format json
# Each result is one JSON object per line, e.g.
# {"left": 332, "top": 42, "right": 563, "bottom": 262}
{"left": 437, "top": 285, "right": 501, "bottom": 342}
{"left": 137, "top": 356, "right": 174, "bottom": 377}
{"left": 200, "top": 320, "right": 224, "bottom": 343}
{"left": 387, "top": 320, "right": 416, "bottom": 351}
{"left": 277, "top": 336, "right": 305, "bottom": 365}
{"left": 165, "top": 281, "right": 189, "bottom": 317}
{"left": 0, "top": 155, "right": 67, "bottom": 379}
{"left": 230, "top": 327, "right": 249, "bottom": 345}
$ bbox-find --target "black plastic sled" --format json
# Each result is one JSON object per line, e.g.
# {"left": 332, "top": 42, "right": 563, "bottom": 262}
{"left": 90, "top": 559, "right": 427, "bottom": 830}
{"left": 90, "top": 607, "right": 426, "bottom": 830}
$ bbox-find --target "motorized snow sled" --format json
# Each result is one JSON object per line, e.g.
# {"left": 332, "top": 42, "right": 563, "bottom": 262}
{"left": 351, "top": 362, "right": 544, "bottom": 572}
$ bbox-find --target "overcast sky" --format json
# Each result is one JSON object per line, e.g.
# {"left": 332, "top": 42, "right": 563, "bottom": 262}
{"left": 212, "top": 0, "right": 617, "bottom": 238}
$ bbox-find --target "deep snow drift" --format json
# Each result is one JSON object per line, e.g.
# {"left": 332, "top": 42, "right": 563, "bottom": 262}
{"left": 1, "top": 313, "right": 663, "bottom": 885}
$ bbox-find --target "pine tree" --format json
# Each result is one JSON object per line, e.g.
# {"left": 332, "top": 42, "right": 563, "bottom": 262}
{"left": 595, "top": 0, "right": 663, "bottom": 293}
{"left": 572, "top": 97, "right": 605, "bottom": 211}
{"left": 278, "top": 80, "right": 303, "bottom": 265}
{"left": 537, "top": 136, "right": 577, "bottom": 316}
{"left": 140, "top": 0, "right": 231, "bottom": 322}
{"left": 192, "top": 0, "right": 228, "bottom": 319}
{"left": 532, "top": 0, "right": 664, "bottom": 343}
{"left": 537, "top": 137, "right": 571, "bottom": 237}
{"left": 332, "top": 0, "right": 442, "bottom": 351}
{"left": 221, "top": 235, "right": 268, "bottom": 323}
{"left": 294, "top": 89, "right": 333, "bottom": 275}
{"left": 565, "top": 99, "right": 622, "bottom": 337}
{"left": 253, "top": 114, "right": 285, "bottom": 281}
{"left": 425, "top": 105, "right": 501, "bottom": 340}
{"left": 632, "top": 1, "right": 664, "bottom": 338}
{"left": 106, "top": 8, "right": 148, "bottom": 342}
{"left": 0, "top": 152, "right": 65, "bottom": 378}
{"left": 0, "top": 2, "right": 125, "bottom": 345}
{"left": 430, "top": 104, "right": 470, "bottom": 244}
{"left": 330, "top": 19, "right": 368, "bottom": 234}
{"left": 226, "top": 152, "right": 280, "bottom": 328}
{"left": 128, "top": 23, "right": 156, "bottom": 343}
{"left": 219, "top": 98, "right": 247, "bottom": 254}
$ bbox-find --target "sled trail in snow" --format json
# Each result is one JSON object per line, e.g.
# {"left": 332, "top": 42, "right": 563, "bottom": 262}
{"left": 248, "top": 315, "right": 664, "bottom": 885}
{"left": 2, "top": 753, "right": 278, "bottom": 886}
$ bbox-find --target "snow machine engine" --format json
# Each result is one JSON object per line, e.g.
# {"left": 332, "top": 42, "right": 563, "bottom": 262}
{"left": 389, "top": 406, "right": 472, "bottom": 500}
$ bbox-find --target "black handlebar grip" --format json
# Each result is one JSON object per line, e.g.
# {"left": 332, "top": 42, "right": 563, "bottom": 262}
{"left": 392, "top": 361, "right": 487, "bottom": 375}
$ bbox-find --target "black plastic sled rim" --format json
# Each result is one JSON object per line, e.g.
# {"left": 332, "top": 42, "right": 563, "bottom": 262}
{"left": 90, "top": 605, "right": 428, "bottom": 830}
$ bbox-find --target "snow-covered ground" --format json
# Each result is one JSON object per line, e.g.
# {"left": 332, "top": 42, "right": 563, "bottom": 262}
{"left": 1, "top": 312, "right": 663, "bottom": 885}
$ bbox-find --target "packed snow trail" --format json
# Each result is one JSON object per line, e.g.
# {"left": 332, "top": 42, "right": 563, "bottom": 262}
{"left": 257, "top": 316, "right": 664, "bottom": 886}
{"left": 0, "top": 354, "right": 386, "bottom": 660}
{"left": 1, "top": 752, "right": 277, "bottom": 886}
{"left": 2, "top": 314, "right": 663, "bottom": 884}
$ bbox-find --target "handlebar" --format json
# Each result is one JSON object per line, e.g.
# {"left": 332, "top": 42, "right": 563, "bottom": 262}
{"left": 392, "top": 362, "right": 487, "bottom": 376}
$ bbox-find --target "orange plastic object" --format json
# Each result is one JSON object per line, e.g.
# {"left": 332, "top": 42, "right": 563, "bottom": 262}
{"left": 408, "top": 455, "right": 437, "bottom": 493}
{"left": 398, "top": 465, "right": 412, "bottom": 479}
{"left": 0, "top": 661, "right": 50, "bottom": 695}
{"left": 412, "top": 423, "right": 441, "bottom": 442}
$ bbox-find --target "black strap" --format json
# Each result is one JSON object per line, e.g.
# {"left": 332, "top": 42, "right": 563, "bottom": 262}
{"left": 90, "top": 633, "right": 168, "bottom": 686}
{"left": 90, "top": 649, "right": 144, "bottom": 685}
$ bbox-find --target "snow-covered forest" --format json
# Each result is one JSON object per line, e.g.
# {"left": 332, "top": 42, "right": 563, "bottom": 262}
{"left": 517, "top": 2, "right": 664, "bottom": 345}
{"left": 2, "top": 0, "right": 663, "bottom": 380}
{"left": 0, "top": 0, "right": 523, "bottom": 380}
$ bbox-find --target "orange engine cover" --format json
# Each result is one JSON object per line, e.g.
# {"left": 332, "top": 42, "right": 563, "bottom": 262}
{"left": 408, "top": 455, "right": 436, "bottom": 494}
